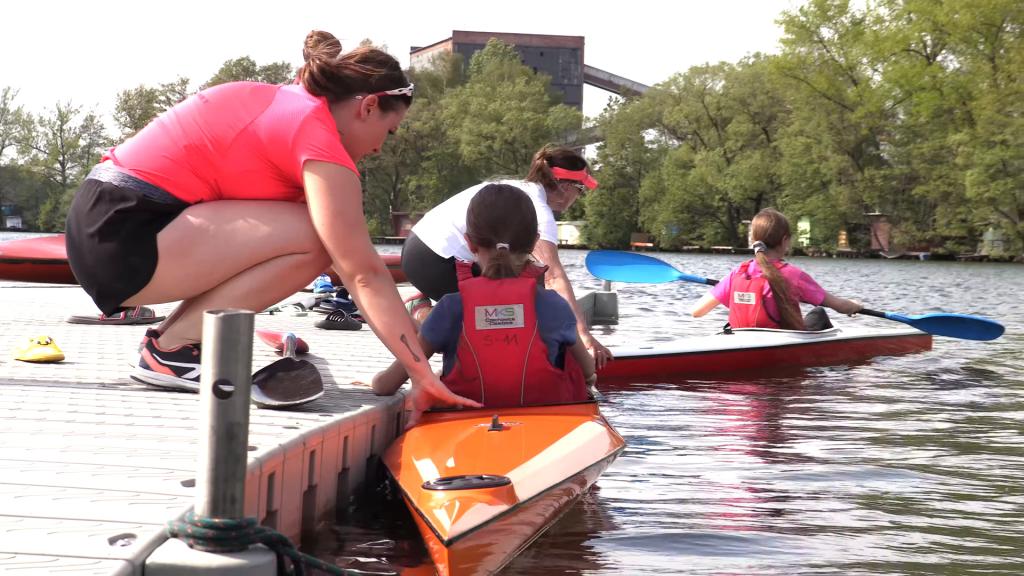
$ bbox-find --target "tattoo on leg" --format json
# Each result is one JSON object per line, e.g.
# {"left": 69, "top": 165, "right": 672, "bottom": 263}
{"left": 401, "top": 334, "right": 421, "bottom": 362}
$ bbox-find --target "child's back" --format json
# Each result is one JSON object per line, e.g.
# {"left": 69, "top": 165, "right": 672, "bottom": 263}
{"left": 424, "top": 262, "right": 588, "bottom": 407}
{"left": 368, "top": 183, "right": 597, "bottom": 407}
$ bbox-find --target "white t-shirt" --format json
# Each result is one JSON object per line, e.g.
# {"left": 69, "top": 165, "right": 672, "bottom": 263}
{"left": 411, "top": 180, "right": 559, "bottom": 262}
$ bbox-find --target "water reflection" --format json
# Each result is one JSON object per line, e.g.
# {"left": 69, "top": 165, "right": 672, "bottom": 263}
{"left": 310, "top": 251, "right": 1024, "bottom": 574}
{"left": 304, "top": 479, "right": 428, "bottom": 574}
{"left": 503, "top": 488, "right": 619, "bottom": 575}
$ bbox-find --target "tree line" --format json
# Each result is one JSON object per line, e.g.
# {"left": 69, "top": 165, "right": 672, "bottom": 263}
{"left": 1, "top": 0, "right": 1020, "bottom": 258}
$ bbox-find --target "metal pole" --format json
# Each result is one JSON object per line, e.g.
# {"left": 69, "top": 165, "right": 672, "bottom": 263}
{"left": 195, "top": 309, "right": 255, "bottom": 519}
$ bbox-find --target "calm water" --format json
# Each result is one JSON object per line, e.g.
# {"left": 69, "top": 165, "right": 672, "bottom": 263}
{"left": 3, "top": 232, "right": 1020, "bottom": 574}
{"left": 309, "top": 250, "right": 1024, "bottom": 575}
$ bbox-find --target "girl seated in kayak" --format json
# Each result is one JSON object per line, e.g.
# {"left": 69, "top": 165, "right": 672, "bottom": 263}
{"left": 691, "top": 208, "right": 862, "bottom": 330}
{"left": 370, "top": 183, "right": 595, "bottom": 408}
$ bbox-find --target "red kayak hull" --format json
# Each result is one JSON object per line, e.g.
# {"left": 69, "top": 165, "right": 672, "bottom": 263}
{"left": 600, "top": 327, "right": 933, "bottom": 380}
{"left": 0, "top": 234, "right": 405, "bottom": 285}
{"left": 0, "top": 235, "right": 77, "bottom": 284}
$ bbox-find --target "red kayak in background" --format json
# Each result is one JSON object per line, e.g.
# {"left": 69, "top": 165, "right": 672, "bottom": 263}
{"left": 599, "top": 325, "right": 932, "bottom": 380}
{"left": 0, "top": 235, "right": 76, "bottom": 284}
{"left": 0, "top": 234, "right": 407, "bottom": 284}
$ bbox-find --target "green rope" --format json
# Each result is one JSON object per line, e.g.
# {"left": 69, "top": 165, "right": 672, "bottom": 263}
{"left": 166, "top": 511, "right": 387, "bottom": 576}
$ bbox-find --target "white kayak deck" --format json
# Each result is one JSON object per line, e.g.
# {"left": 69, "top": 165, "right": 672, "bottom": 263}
{"left": 609, "top": 324, "right": 928, "bottom": 357}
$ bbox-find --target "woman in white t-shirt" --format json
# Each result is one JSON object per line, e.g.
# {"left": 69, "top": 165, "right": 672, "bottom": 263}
{"left": 401, "top": 145, "right": 613, "bottom": 367}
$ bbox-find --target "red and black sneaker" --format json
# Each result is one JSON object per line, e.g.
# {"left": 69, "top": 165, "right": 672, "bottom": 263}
{"left": 137, "top": 328, "right": 162, "bottom": 353}
{"left": 132, "top": 336, "right": 202, "bottom": 392}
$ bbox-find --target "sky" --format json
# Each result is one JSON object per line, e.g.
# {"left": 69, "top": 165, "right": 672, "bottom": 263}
{"left": 1, "top": 0, "right": 799, "bottom": 124}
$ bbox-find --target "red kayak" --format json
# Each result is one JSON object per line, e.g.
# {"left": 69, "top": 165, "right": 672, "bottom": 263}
{"left": 0, "top": 234, "right": 406, "bottom": 284}
{"left": 600, "top": 325, "right": 932, "bottom": 380}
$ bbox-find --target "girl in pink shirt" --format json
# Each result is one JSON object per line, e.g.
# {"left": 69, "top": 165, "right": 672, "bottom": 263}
{"left": 691, "top": 208, "right": 862, "bottom": 330}
{"left": 64, "top": 30, "right": 480, "bottom": 414}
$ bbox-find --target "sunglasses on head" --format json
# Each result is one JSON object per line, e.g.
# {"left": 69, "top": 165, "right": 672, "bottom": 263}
{"left": 354, "top": 83, "right": 415, "bottom": 100}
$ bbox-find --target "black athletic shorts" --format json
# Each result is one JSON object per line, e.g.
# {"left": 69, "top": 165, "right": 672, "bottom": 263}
{"left": 65, "top": 164, "right": 189, "bottom": 316}
{"left": 400, "top": 231, "right": 479, "bottom": 302}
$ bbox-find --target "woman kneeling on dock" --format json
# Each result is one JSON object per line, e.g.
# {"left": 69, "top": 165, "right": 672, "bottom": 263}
{"left": 691, "top": 208, "right": 863, "bottom": 330}
{"left": 370, "top": 184, "right": 596, "bottom": 409}
{"left": 64, "top": 30, "right": 479, "bottom": 413}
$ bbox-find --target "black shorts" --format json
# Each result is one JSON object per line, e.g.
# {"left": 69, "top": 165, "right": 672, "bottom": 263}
{"left": 400, "top": 232, "right": 478, "bottom": 301}
{"left": 65, "top": 164, "right": 189, "bottom": 316}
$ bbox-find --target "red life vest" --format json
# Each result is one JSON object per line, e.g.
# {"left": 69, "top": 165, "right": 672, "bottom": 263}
{"left": 441, "top": 261, "right": 588, "bottom": 407}
{"left": 726, "top": 259, "right": 791, "bottom": 329}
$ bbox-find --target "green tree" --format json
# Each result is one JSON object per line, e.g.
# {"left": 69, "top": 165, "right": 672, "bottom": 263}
{"left": 401, "top": 53, "right": 478, "bottom": 211}
{"left": 951, "top": 0, "right": 1024, "bottom": 254}
{"left": 0, "top": 164, "right": 49, "bottom": 229}
{"left": 20, "top": 102, "right": 109, "bottom": 231}
{"left": 203, "top": 57, "right": 293, "bottom": 88}
{"left": 113, "top": 85, "right": 161, "bottom": 137}
{"left": 0, "top": 87, "right": 33, "bottom": 223}
{"left": 443, "top": 39, "right": 583, "bottom": 179}
{"left": 774, "top": 0, "right": 897, "bottom": 250}
{"left": 599, "top": 56, "right": 790, "bottom": 250}
{"left": 0, "top": 87, "right": 29, "bottom": 162}
{"left": 113, "top": 76, "right": 192, "bottom": 137}
{"left": 869, "top": 0, "right": 972, "bottom": 252}
{"left": 587, "top": 96, "right": 660, "bottom": 248}
{"left": 360, "top": 54, "right": 473, "bottom": 234}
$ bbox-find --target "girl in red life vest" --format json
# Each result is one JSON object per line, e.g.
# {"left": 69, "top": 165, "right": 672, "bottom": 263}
{"left": 691, "top": 208, "right": 862, "bottom": 330}
{"left": 369, "top": 183, "right": 596, "bottom": 410}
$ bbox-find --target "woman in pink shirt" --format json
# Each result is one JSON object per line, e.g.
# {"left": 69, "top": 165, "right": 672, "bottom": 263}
{"left": 691, "top": 208, "right": 862, "bottom": 330}
{"left": 64, "top": 30, "right": 479, "bottom": 414}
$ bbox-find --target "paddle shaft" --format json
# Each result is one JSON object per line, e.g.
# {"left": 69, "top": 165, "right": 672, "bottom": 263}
{"left": 858, "top": 308, "right": 888, "bottom": 320}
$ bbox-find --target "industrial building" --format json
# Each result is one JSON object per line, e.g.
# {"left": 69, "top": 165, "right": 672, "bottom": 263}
{"left": 410, "top": 30, "right": 649, "bottom": 109}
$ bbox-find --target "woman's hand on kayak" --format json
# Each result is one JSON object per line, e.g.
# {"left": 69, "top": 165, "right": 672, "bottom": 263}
{"left": 582, "top": 333, "right": 613, "bottom": 369}
{"left": 406, "top": 372, "right": 482, "bottom": 428}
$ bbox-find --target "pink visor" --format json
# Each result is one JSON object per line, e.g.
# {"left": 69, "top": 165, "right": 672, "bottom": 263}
{"left": 551, "top": 167, "right": 599, "bottom": 190}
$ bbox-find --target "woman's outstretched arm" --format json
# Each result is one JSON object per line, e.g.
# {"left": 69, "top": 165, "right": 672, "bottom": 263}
{"left": 304, "top": 161, "right": 480, "bottom": 413}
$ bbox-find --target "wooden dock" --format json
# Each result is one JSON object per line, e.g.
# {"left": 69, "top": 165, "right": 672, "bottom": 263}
{"left": 0, "top": 281, "right": 425, "bottom": 574}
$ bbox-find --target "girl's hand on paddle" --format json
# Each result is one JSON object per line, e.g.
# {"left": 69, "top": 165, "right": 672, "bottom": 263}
{"left": 406, "top": 372, "right": 482, "bottom": 429}
{"left": 843, "top": 299, "right": 864, "bottom": 316}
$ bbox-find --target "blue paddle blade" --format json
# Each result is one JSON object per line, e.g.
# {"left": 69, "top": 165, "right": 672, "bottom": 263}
{"left": 585, "top": 250, "right": 716, "bottom": 285}
{"left": 888, "top": 312, "right": 1005, "bottom": 341}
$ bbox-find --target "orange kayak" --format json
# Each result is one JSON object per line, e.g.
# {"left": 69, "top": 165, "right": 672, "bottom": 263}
{"left": 383, "top": 402, "right": 625, "bottom": 576}
{"left": 0, "top": 234, "right": 406, "bottom": 284}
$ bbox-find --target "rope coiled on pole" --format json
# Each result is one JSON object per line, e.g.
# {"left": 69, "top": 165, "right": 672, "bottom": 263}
{"left": 167, "top": 511, "right": 388, "bottom": 576}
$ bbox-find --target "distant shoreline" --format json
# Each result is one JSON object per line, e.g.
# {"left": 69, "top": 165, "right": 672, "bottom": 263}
{"left": 7, "top": 231, "right": 1019, "bottom": 263}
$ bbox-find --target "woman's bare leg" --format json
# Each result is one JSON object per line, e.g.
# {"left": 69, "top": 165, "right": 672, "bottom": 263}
{"left": 124, "top": 200, "right": 331, "bottom": 347}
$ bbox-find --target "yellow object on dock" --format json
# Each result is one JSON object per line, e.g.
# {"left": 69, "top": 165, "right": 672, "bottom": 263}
{"left": 13, "top": 335, "right": 65, "bottom": 363}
